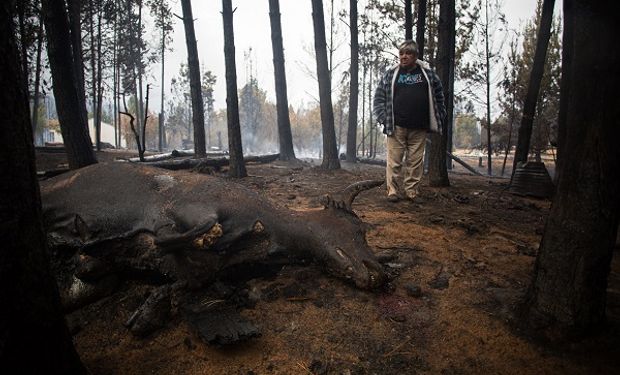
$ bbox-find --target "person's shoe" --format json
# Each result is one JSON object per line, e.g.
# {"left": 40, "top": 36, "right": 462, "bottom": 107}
{"left": 387, "top": 194, "right": 399, "bottom": 203}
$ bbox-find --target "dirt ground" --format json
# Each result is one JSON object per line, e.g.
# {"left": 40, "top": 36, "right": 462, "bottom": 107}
{"left": 37, "top": 149, "right": 620, "bottom": 374}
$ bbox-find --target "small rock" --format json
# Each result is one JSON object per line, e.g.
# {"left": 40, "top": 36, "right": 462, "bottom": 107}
{"left": 286, "top": 194, "right": 296, "bottom": 200}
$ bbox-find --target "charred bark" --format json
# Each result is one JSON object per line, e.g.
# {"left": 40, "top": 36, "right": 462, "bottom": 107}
{"left": 181, "top": 0, "right": 207, "bottom": 157}
{"left": 428, "top": 0, "right": 454, "bottom": 187}
{"left": 311, "top": 0, "right": 340, "bottom": 170}
{"left": 0, "top": 1, "right": 85, "bottom": 371}
{"left": 31, "top": 15, "right": 44, "bottom": 144}
{"left": 222, "top": 0, "right": 247, "bottom": 178}
{"left": 554, "top": 0, "right": 573, "bottom": 183}
{"left": 416, "top": 0, "right": 427, "bottom": 60}
{"left": 523, "top": 0, "right": 620, "bottom": 339}
{"left": 146, "top": 154, "right": 280, "bottom": 170}
{"left": 268, "top": 0, "right": 296, "bottom": 161}
{"left": 346, "top": 0, "right": 359, "bottom": 162}
{"left": 42, "top": 0, "right": 97, "bottom": 169}
{"left": 511, "top": 0, "right": 555, "bottom": 180}
{"left": 405, "top": 0, "right": 413, "bottom": 40}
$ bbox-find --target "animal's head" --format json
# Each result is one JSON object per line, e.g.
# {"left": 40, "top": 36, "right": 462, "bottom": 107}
{"left": 299, "top": 180, "right": 386, "bottom": 289}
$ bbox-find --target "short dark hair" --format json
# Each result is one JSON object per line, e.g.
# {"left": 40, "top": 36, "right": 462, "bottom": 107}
{"left": 398, "top": 40, "right": 418, "bottom": 55}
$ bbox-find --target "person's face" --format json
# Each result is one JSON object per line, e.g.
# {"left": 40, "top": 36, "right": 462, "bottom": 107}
{"left": 399, "top": 48, "right": 417, "bottom": 69}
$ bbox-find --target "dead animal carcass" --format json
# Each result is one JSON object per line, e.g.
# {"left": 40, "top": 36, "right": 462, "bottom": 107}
{"left": 41, "top": 162, "right": 385, "bottom": 337}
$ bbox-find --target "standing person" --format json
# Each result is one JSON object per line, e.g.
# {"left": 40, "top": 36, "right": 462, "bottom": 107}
{"left": 373, "top": 40, "right": 446, "bottom": 202}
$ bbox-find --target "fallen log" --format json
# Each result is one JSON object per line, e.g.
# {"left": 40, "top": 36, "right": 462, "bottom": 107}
{"left": 146, "top": 153, "right": 280, "bottom": 170}
{"left": 127, "top": 150, "right": 229, "bottom": 163}
{"left": 446, "top": 152, "right": 484, "bottom": 176}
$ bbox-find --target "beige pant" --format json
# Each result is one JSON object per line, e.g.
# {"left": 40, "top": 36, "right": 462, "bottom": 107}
{"left": 386, "top": 126, "right": 427, "bottom": 198}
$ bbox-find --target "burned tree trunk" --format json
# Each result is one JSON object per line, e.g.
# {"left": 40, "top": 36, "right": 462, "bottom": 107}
{"left": 405, "top": 0, "right": 413, "bottom": 40}
{"left": 428, "top": 0, "right": 454, "bottom": 187}
{"left": 0, "top": 2, "right": 85, "bottom": 371}
{"left": 42, "top": 0, "right": 97, "bottom": 169}
{"left": 346, "top": 0, "right": 359, "bottom": 162}
{"left": 311, "top": 0, "right": 340, "bottom": 170}
{"left": 523, "top": 0, "right": 620, "bottom": 339}
{"left": 554, "top": 0, "right": 574, "bottom": 183}
{"left": 181, "top": 0, "right": 206, "bottom": 157}
{"left": 31, "top": 14, "right": 44, "bottom": 143}
{"left": 222, "top": 0, "right": 247, "bottom": 178}
{"left": 416, "top": 0, "right": 427, "bottom": 60}
{"left": 511, "top": 0, "right": 555, "bottom": 179}
{"left": 268, "top": 0, "right": 296, "bottom": 161}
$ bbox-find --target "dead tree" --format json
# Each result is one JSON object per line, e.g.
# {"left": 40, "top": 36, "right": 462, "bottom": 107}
{"left": 554, "top": 0, "right": 573, "bottom": 183}
{"left": 42, "top": 0, "right": 97, "bottom": 169}
{"left": 268, "top": 0, "right": 296, "bottom": 161}
{"left": 522, "top": 0, "right": 620, "bottom": 339}
{"left": 311, "top": 0, "right": 340, "bottom": 170}
{"left": 222, "top": 0, "right": 247, "bottom": 177}
{"left": 346, "top": 0, "right": 359, "bottom": 162}
{"left": 511, "top": 0, "right": 555, "bottom": 179}
{"left": 121, "top": 91, "right": 146, "bottom": 162}
{"left": 405, "top": 0, "right": 413, "bottom": 40}
{"left": 416, "top": 0, "right": 427, "bottom": 60}
{"left": 0, "top": 1, "right": 85, "bottom": 371}
{"left": 428, "top": 0, "right": 455, "bottom": 187}
{"left": 180, "top": 0, "right": 207, "bottom": 157}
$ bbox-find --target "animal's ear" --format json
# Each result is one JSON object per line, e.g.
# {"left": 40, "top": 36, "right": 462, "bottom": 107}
{"left": 73, "top": 214, "right": 91, "bottom": 242}
{"left": 320, "top": 180, "right": 384, "bottom": 212}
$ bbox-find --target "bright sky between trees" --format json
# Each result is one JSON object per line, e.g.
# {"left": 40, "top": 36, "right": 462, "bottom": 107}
{"left": 147, "top": 0, "right": 561, "bottom": 113}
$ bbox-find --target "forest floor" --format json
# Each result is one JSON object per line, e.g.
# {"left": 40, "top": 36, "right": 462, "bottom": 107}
{"left": 37, "top": 149, "right": 620, "bottom": 375}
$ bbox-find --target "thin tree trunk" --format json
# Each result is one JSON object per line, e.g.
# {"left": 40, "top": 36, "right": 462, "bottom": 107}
{"left": 428, "top": 0, "right": 453, "bottom": 187}
{"left": 137, "top": 1, "right": 145, "bottom": 144}
{"left": 0, "top": 2, "right": 86, "bottom": 371}
{"left": 523, "top": 0, "right": 619, "bottom": 339}
{"left": 181, "top": 0, "right": 206, "bottom": 157}
{"left": 311, "top": 0, "right": 340, "bottom": 169}
{"left": 405, "top": 0, "right": 413, "bottom": 40}
{"left": 361, "top": 62, "right": 366, "bottom": 157}
{"left": 96, "top": 5, "right": 103, "bottom": 151}
{"left": 346, "top": 0, "right": 359, "bottom": 161}
{"left": 31, "top": 15, "right": 44, "bottom": 144}
{"left": 42, "top": 0, "right": 97, "bottom": 168}
{"left": 501, "top": 95, "right": 516, "bottom": 176}
{"left": 67, "top": 0, "right": 88, "bottom": 139}
{"left": 554, "top": 0, "right": 573, "bottom": 183}
{"left": 484, "top": 0, "right": 492, "bottom": 176}
{"left": 17, "top": 2, "right": 29, "bottom": 97}
{"left": 368, "top": 65, "right": 373, "bottom": 158}
{"left": 89, "top": 0, "right": 100, "bottom": 150}
{"left": 268, "top": 0, "right": 296, "bottom": 161}
{"left": 416, "top": 0, "right": 427, "bottom": 60}
{"left": 159, "top": 19, "right": 166, "bottom": 151}
{"left": 511, "top": 0, "right": 555, "bottom": 180}
{"left": 222, "top": 0, "right": 247, "bottom": 177}
{"left": 113, "top": 0, "right": 118, "bottom": 148}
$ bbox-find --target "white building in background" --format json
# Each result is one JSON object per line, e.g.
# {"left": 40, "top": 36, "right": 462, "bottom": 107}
{"left": 42, "top": 119, "right": 127, "bottom": 148}
{"left": 87, "top": 119, "right": 127, "bottom": 148}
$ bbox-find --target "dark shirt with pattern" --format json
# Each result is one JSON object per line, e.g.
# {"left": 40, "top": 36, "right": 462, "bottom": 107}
{"left": 393, "top": 65, "right": 430, "bottom": 130}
